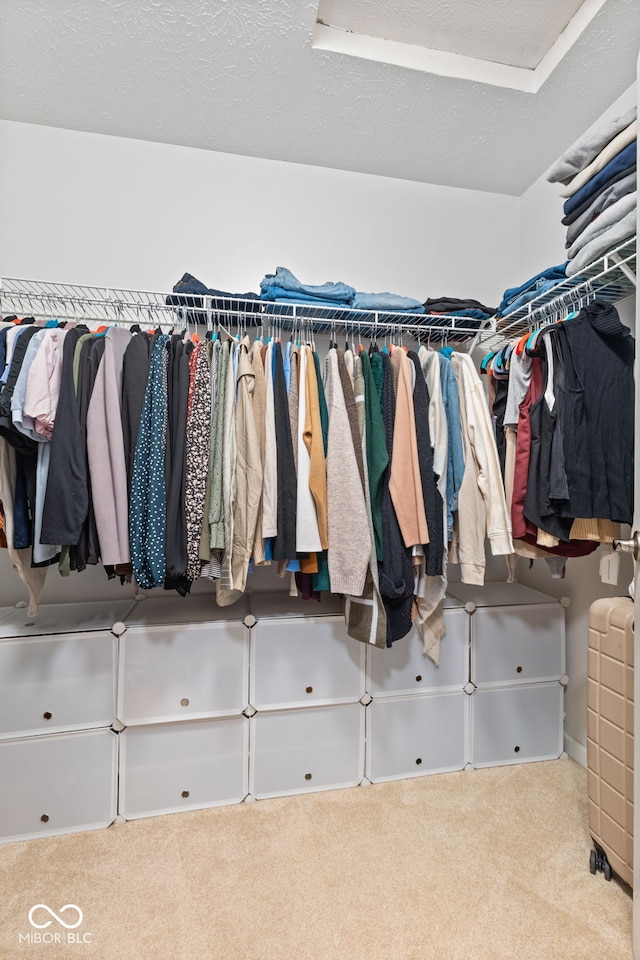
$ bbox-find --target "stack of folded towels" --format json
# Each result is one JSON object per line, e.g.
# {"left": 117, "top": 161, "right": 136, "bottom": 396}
{"left": 547, "top": 105, "right": 637, "bottom": 278}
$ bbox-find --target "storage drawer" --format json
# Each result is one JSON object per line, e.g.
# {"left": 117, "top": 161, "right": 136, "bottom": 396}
{"left": 471, "top": 683, "right": 564, "bottom": 767}
{"left": 119, "top": 717, "right": 248, "bottom": 819}
{"left": 0, "top": 632, "right": 116, "bottom": 739}
{"left": 118, "top": 621, "right": 248, "bottom": 724}
{"left": 366, "top": 693, "right": 467, "bottom": 782}
{"left": 0, "top": 729, "right": 117, "bottom": 843}
{"left": 367, "top": 609, "right": 468, "bottom": 697}
{"left": 250, "top": 704, "right": 364, "bottom": 798}
{"left": 250, "top": 616, "right": 365, "bottom": 709}
{"left": 471, "top": 603, "right": 564, "bottom": 686}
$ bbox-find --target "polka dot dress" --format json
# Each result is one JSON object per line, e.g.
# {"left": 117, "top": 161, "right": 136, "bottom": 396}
{"left": 130, "top": 335, "right": 169, "bottom": 589}
{"left": 184, "top": 342, "right": 212, "bottom": 581}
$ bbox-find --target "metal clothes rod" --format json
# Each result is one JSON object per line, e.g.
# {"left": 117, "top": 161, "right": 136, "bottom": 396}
{"left": 0, "top": 277, "right": 496, "bottom": 343}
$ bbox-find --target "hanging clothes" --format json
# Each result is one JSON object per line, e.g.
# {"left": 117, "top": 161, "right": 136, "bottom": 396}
{"left": 129, "top": 334, "right": 169, "bottom": 590}
{"left": 272, "top": 341, "right": 297, "bottom": 562}
{"left": 324, "top": 347, "right": 370, "bottom": 597}
{"left": 165, "top": 336, "right": 192, "bottom": 592}
{"left": 86, "top": 327, "right": 132, "bottom": 567}
{"left": 389, "top": 346, "right": 429, "bottom": 549}
{"left": 557, "top": 301, "right": 634, "bottom": 524}
{"left": 219, "top": 335, "right": 262, "bottom": 601}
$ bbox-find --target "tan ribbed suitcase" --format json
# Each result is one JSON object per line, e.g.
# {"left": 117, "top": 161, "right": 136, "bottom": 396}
{"left": 587, "top": 597, "right": 634, "bottom": 886}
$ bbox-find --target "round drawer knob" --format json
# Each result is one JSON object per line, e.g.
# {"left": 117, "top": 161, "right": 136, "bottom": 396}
{"left": 305, "top": 686, "right": 313, "bottom": 694}
{"left": 180, "top": 698, "right": 190, "bottom": 707}
{"left": 304, "top": 773, "right": 312, "bottom": 781}
{"left": 516, "top": 666, "right": 523, "bottom": 674}
{"left": 415, "top": 675, "right": 422, "bottom": 683}
{"left": 181, "top": 790, "right": 190, "bottom": 798}
{"left": 514, "top": 746, "right": 520, "bottom": 753}
{"left": 40, "top": 814, "right": 50, "bottom": 823}
{"left": 43, "top": 711, "right": 52, "bottom": 720}
{"left": 415, "top": 758, "right": 422, "bottom": 765}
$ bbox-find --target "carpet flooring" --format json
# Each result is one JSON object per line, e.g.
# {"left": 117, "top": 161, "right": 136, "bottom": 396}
{"left": 0, "top": 758, "right": 632, "bottom": 960}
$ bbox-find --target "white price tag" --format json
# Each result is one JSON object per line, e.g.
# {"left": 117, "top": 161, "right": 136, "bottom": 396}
{"left": 600, "top": 548, "right": 620, "bottom": 585}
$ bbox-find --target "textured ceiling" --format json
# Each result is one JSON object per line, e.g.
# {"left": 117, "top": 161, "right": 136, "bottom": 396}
{"left": 0, "top": 0, "right": 638, "bottom": 196}
{"left": 317, "top": 0, "right": 586, "bottom": 69}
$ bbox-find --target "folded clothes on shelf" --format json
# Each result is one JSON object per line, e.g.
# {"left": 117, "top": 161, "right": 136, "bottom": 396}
{"left": 562, "top": 141, "right": 637, "bottom": 218}
{"left": 350, "top": 292, "right": 425, "bottom": 313}
{"left": 169, "top": 272, "right": 260, "bottom": 302}
{"left": 261, "top": 268, "right": 426, "bottom": 313}
{"left": 497, "top": 264, "right": 568, "bottom": 317}
{"left": 423, "top": 297, "right": 496, "bottom": 315}
{"left": 259, "top": 287, "right": 354, "bottom": 308}
{"left": 565, "top": 212, "right": 637, "bottom": 277}
{"left": 559, "top": 120, "right": 637, "bottom": 199}
{"left": 566, "top": 191, "right": 637, "bottom": 260}
{"left": 562, "top": 163, "right": 637, "bottom": 225}
{"left": 547, "top": 104, "right": 637, "bottom": 184}
{"left": 167, "top": 273, "right": 262, "bottom": 321}
{"left": 260, "top": 267, "right": 355, "bottom": 305}
{"left": 565, "top": 171, "right": 636, "bottom": 248}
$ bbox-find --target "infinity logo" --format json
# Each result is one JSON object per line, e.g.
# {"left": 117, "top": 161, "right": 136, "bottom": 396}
{"left": 28, "top": 904, "right": 83, "bottom": 929}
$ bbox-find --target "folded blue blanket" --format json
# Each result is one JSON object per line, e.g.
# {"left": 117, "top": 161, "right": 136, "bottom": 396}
{"left": 563, "top": 141, "right": 637, "bottom": 217}
{"left": 260, "top": 266, "right": 356, "bottom": 303}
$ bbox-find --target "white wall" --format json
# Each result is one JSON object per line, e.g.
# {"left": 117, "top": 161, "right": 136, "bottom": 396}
{"left": 0, "top": 119, "right": 521, "bottom": 608}
{"left": 0, "top": 120, "right": 519, "bottom": 304}
{"left": 516, "top": 82, "right": 637, "bottom": 764}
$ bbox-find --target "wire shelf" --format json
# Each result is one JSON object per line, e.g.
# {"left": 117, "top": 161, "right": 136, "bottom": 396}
{"left": 0, "top": 277, "right": 495, "bottom": 344}
{"left": 493, "top": 235, "right": 636, "bottom": 342}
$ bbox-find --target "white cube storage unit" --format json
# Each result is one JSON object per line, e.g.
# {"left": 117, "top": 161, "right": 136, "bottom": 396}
{"left": 250, "top": 615, "right": 364, "bottom": 709}
{"left": 247, "top": 594, "right": 363, "bottom": 798}
{"left": 365, "top": 597, "right": 469, "bottom": 781}
{"left": 366, "top": 692, "right": 468, "bottom": 782}
{"left": 119, "top": 597, "right": 249, "bottom": 724}
{"left": 366, "top": 597, "right": 467, "bottom": 697}
{"left": 0, "top": 600, "right": 134, "bottom": 843}
{"left": 447, "top": 583, "right": 566, "bottom": 768}
{"left": 116, "top": 596, "right": 251, "bottom": 820}
{"left": 0, "top": 631, "right": 117, "bottom": 739}
{"left": 250, "top": 703, "right": 364, "bottom": 798}
{"left": 472, "top": 684, "right": 564, "bottom": 767}
{"left": 0, "top": 582, "right": 567, "bottom": 842}
{"left": 0, "top": 728, "right": 118, "bottom": 843}
{"left": 119, "top": 716, "right": 249, "bottom": 818}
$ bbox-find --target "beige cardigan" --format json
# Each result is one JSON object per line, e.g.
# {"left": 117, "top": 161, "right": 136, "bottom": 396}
{"left": 389, "top": 346, "right": 429, "bottom": 549}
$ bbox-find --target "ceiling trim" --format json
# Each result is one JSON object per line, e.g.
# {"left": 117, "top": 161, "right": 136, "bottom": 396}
{"left": 313, "top": 0, "right": 609, "bottom": 93}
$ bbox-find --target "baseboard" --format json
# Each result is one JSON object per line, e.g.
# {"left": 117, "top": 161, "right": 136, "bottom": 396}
{"left": 564, "top": 733, "right": 587, "bottom": 768}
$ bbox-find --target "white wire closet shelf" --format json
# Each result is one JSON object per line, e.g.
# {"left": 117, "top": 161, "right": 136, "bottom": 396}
{"left": 0, "top": 278, "right": 494, "bottom": 345}
{"left": 494, "top": 235, "right": 636, "bottom": 342}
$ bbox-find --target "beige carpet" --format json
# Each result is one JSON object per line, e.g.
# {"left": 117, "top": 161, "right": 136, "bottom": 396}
{"left": 0, "top": 758, "right": 632, "bottom": 960}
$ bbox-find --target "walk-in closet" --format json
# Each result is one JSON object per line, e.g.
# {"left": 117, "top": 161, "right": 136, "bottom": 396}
{"left": 1, "top": 2, "right": 639, "bottom": 959}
